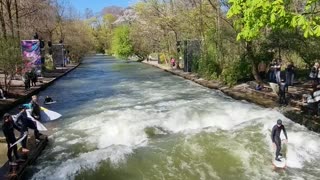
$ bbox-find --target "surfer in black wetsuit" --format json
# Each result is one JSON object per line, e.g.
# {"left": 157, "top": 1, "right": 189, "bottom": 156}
{"left": 271, "top": 119, "right": 288, "bottom": 162}
{"left": 30, "top": 95, "right": 41, "bottom": 120}
{"left": 2, "top": 113, "right": 25, "bottom": 165}
{"left": 44, "top": 96, "right": 53, "bottom": 104}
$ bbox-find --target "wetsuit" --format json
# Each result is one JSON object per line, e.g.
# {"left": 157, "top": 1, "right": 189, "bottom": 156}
{"left": 2, "top": 119, "right": 21, "bottom": 162}
{"left": 44, "top": 97, "right": 53, "bottom": 103}
{"left": 271, "top": 125, "right": 288, "bottom": 159}
{"left": 30, "top": 101, "right": 41, "bottom": 120}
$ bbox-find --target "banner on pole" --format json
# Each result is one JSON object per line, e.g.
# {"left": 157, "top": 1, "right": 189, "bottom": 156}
{"left": 21, "top": 40, "right": 41, "bottom": 74}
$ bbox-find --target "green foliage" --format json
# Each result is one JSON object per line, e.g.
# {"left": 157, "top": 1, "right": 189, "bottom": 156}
{"left": 0, "top": 37, "right": 23, "bottom": 91}
{"left": 220, "top": 56, "right": 252, "bottom": 86}
{"left": 194, "top": 44, "right": 220, "bottom": 80}
{"left": 227, "top": 0, "right": 320, "bottom": 41}
{"left": 111, "top": 25, "right": 134, "bottom": 59}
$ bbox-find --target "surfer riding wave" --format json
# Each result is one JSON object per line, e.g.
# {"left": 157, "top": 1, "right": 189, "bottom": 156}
{"left": 271, "top": 119, "right": 288, "bottom": 162}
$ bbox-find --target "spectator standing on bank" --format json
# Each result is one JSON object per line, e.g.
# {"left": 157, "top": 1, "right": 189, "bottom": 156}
{"left": 22, "top": 72, "right": 30, "bottom": 91}
{"left": 278, "top": 79, "right": 288, "bottom": 106}
{"left": 274, "top": 59, "right": 282, "bottom": 84}
{"left": 170, "top": 57, "right": 176, "bottom": 68}
{"left": 268, "top": 60, "right": 276, "bottom": 82}
{"left": 285, "top": 62, "right": 295, "bottom": 86}
{"left": 0, "top": 86, "right": 6, "bottom": 99}
{"left": 31, "top": 70, "right": 37, "bottom": 87}
{"left": 309, "top": 62, "right": 319, "bottom": 91}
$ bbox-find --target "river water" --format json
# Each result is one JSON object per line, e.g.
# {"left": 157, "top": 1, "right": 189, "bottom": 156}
{"left": 27, "top": 55, "right": 320, "bottom": 180}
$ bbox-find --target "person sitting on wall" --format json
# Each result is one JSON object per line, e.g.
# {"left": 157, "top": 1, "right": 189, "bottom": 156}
{"left": 255, "top": 83, "right": 264, "bottom": 91}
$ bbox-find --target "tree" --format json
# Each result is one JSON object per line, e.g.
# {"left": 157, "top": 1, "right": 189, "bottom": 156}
{"left": 111, "top": 25, "right": 133, "bottom": 59}
{"left": 227, "top": 0, "right": 320, "bottom": 82}
{"left": 0, "top": 37, "right": 23, "bottom": 92}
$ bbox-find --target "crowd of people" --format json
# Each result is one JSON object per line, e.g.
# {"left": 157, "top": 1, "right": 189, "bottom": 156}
{"left": 302, "top": 62, "right": 320, "bottom": 116}
{"left": 256, "top": 59, "right": 295, "bottom": 106}
{"left": 1, "top": 95, "right": 45, "bottom": 168}
{"left": 256, "top": 59, "right": 320, "bottom": 114}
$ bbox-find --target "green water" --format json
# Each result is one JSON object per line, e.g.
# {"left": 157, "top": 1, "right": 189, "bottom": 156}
{"left": 27, "top": 55, "right": 320, "bottom": 180}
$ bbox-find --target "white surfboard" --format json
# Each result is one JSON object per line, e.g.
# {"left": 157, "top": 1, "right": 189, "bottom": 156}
{"left": 23, "top": 103, "right": 62, "bottom": 122}
{"left": 269, "top": 82, "right": 279, "bottom": 94}
{"left": 272, "top": 156, "right": 286, "bottom": 168}
{"left": 9, "top": 132, "right": 27, "bottom": 148}
{"left": 40, "top": 107, "right": 62, "bottom": 121}
{"left": 12, "top": 113, "right": 48, "bottom": 131}
{"left": 44, "top": 101, "right": 57, "bottom": 105}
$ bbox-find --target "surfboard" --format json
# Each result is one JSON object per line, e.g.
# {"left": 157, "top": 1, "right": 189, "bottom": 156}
{"left": 272, "top": 156, "right": 286, "bottom": 168}
{"left": 269, "top": 82, "right": 279, "bottom": 94}
{"left": 272, "top": 140, "right": 287, "bottom": 169}
{"left": 12, "top": 113, "right": 47, "bottom": 131}
{"left": 25, "top": 110, "right": 48, "bottom": 131}
{"left": 44, "top": 101, "right": 57, "bottom": 105}
{"left": 9, "top": 132, "right": 27, "bottom": 148}
{"left": 40, "top": 107, "right": 62, "bottom": 121}
{"left": 22, "top": 103, "right": 62, "bottom": 121}
{"left": 307, "top": 95, "right": 316, "bottom": 103}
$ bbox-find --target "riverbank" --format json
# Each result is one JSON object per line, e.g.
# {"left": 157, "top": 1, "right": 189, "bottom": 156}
{"left": 142, "top": 60, "right": 320, "bottom": 133}
{"left": 0, "top": 63, "right": 79, "bottom": 178}
{"left": 0, "top": 64, "right": 80, "bottom": 117}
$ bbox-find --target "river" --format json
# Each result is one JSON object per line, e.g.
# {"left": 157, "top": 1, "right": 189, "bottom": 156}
{"left": 27, "top": 55, "right": 320, "bottom": 180}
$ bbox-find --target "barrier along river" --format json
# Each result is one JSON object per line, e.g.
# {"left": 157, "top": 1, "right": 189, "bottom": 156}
{"left": 27, "top": 55, "right": 320, "bottom": 180}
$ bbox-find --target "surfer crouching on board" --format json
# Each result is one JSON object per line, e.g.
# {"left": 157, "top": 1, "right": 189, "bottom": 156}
{"left": 2, "top": 113, "right": 25, "bottom": 166}
{"left": 30, "top": 95, "right": 41, "bottom": 120}
{"left": 271, "top": 119, "right": 288, "bottom": 162}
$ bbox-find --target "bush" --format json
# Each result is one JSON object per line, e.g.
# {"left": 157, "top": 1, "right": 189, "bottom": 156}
{"left": 220, "top": 56, "right": 252, "bottom": 86}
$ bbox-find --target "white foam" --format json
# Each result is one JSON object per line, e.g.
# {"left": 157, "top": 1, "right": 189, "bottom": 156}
{"left": 32, "top": 78, "right": 320, "bottom": 179}
{"left": 32, "top": 146, "right": 133, "bottom": 180}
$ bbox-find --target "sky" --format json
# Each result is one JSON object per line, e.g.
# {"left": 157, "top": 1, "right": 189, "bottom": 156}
{"left": 69, "top": 0, "right": 135, "bottom": 13}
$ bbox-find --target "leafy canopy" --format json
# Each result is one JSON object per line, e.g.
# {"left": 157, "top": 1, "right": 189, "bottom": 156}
{"left": 112, "top": 25, "right": 134, "bottom": 59}
{"left": 227, "top": 0, "right": 320, "bottom": 41}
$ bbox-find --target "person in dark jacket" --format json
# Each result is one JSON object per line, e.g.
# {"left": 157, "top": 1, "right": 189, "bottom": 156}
{"left": 278, "top": 79, "right": 287, "bottom": 105}
{"left": 30, "top": 95, "right": 41, "bottom": 121}
{"left": 15, "top": 106, "right": 30, "bottom": 153}
{"left": 2, "top": 113, "right": 25, "bottom": 165}
{"left": 271, "top": 119, "right": 288, "bottom": 162}
{"left": 285, "top": 62, "right": 295, "bottom": 86}
{"left": 310, "top": 63, "right": 319, "bottom": 91}
{"left": 30, "top": 70, "right": 37, "bottom": 87}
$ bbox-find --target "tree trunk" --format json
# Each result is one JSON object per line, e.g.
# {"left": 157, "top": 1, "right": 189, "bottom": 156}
{"left": 246, "top": 42, "right": 262, "bottom": 82}
{"left": 14, "top": 0, "right": 19, "bottom": 39}
{"left": 5, "top": 0, "right": 14, "bottom": 37}
{"left": 0, "top": 2, "right": 6, "bottom": 38}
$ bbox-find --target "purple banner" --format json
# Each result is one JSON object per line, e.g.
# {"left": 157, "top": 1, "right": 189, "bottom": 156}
{"left": 21, "top": 40, "right": 41, "bottom": 73}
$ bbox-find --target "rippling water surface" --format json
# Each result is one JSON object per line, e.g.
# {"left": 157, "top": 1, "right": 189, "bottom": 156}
{"left": 27, "top": 55, "right": 320, "bottom": 180}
